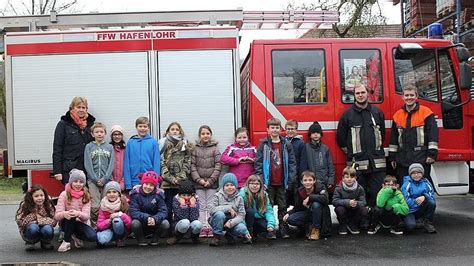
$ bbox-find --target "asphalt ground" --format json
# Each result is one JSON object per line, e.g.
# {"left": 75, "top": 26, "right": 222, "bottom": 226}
{"left": 1, "top": 195, "right": 474, "bottom": 265}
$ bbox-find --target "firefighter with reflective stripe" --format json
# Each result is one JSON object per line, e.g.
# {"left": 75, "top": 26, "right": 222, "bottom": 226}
{"left": 389, "top": 84, "right": 438, "bottom": 184}
{"left": 337, "top": 84, "right": 386, "bottom": 208}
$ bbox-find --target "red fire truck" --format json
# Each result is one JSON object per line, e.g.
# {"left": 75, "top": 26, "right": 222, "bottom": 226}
{"left": 1, "top": 10, "right": 472, "bottom": 196}
{"left": 241, "top": 38, "right": 473, "bottom": 195}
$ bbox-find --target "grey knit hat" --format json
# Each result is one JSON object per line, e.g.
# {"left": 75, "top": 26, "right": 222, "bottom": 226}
{"left": 68, "top": 169, "right": 86, "bottom": 184}
{"left": 103, "top": 181, "right": 121, "bottom": 195}
{"left": 408, "top": 163, "right": 424, "bottom": 176}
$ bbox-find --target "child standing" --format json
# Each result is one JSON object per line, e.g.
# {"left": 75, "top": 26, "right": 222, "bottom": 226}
{"left": 254, "top": 118, "right": 296, "bottom": 238}
{"left": 332, "top": 166, "right": 369, "bottom": 235}
{"left": 84, "top": 122, "right": 115, "bottom": 228}
{"left": 129, "top": 171, "right": 170, "bottom": 246}
{"left": 191, "top": 125, "right": 221, "bottom": 237}
{"left": 239, "top": 175, "right": 276, "bottom": 240}
{"left": 167, "top": 180, "right": 202, "bottom": 245}
{"left": 55, "top": 169, "right": 97, "bottom": 252}
{"left": 96, "top": 181, "right": 132, "bottom": 247}
{"left": 283, "top": 171, "right": 330, "bottom": 240}
{"left": 124, "top": 117, "right": 160, "bottom": 190}
{"left": 160, "top": 122, "right": 193, "bottom": 223}
{"left": 300, "top": 121, "right": 335, "bottom": 189}
{"left": 284, "top": 119, "right": 305, "bottom": 206}
{"left": 401, "top": 163, "right": 437, "bottom": 233}
{"left": 16, "top": 185, "right": 56, "bottom": 251}
{"left": 221, "top": 127, "right": 257, "bottom": 188}
{"left": 110, "top": 125, "right": 126, "bottom": 192}
{"left": 209, "top": 173, "right": 252, "bottom": 246}
{"left": 368, "top": 175, "right": 408, "bottom": 235}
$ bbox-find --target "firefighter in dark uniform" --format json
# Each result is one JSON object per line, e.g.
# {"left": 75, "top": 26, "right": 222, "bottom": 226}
{"left": 337, "top": 84, "right": 386, "bottom": 208}
{"left": 389, "top": 84, "right": 438, "bottom": 184}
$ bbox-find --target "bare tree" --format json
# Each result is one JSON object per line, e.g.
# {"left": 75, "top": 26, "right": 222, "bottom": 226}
{"left": 287, "top": 0, "right": 387, "bottom": 38}
{"left": 1, "top": 0, "right": 80, "bottom": 16}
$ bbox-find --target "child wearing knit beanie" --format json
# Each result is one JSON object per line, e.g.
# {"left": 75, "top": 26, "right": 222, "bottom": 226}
{"left": 167, "top": 180, "right": 202, "bottom": 245}
{"left": 96, "top": 181, "right": 132, "bottom": 247}
{"left": 208, "top": 173, "right": 252, "bottom": 246}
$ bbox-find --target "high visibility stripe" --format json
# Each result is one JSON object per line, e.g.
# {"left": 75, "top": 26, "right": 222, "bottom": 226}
{"left": 374, "top": 158, "right": 386, "bottom": 168}
{"left": 351, "top": 127, "right": 362, "bottom": 154}
{"left": 374, "top": 127, "right": 382, "bottom": 150}
{"left": 416, "top": 126, "right": 425, "bottom": 146}
{"left": 397, "top": 128, "right": 404, "bottom": 148}
{"left": 389, "top": 144, "right": 398, "bottom": 152}
{"left": 428, "top": 141, "right": 439, "bottom": 150}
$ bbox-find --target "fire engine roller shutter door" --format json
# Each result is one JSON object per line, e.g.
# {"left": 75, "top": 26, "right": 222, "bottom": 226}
{"left": 11, "top": 52, "right": 150, "bottom": 167}
{"left": 157, "top": 50, "right": 235, "bottom": 150}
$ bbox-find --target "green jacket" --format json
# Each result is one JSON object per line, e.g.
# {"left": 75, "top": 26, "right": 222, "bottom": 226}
{"left": 376, "top": 187, "right": 409, "bottom": 216}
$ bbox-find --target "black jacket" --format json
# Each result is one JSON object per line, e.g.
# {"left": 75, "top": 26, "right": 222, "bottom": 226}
{"left": 300, "top": 141, "right": 335, "bottom": 187}
{"left": 52, "top": 111, "right": 95, "bottom": 183}
{"left": 336, "top": 104, "right": 386, "bottom": 172}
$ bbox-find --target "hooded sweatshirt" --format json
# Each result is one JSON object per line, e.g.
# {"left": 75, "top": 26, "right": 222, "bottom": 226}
{"left": 84, "top": 141, "right": 115, "bottom": 185}
{"left": 123, "top": 134, "right": 161, "bottom": 190}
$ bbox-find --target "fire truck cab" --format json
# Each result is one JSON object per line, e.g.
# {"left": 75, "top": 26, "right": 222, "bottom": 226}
{"left": 241, "top": 38, "right": 473, "bottom": 195}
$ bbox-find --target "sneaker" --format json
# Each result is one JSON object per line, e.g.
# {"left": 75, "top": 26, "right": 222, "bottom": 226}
{"left": 40, "top": 241, "right": 54, "bottom": 250}
{"left": 191, "top": 234, "right": 200, "bottom": 244}
{"left": 150, "top": 239, "right": 159, "bottom": 246}
{"left": 243, "top": 234, "right": 253, "bottom": 244}
{"left": 423, "top": 219, "right": 437, "bottom": 234}
{"left": 225, "top": 233, "right": 236, "bottom": 245}
{"left": 207, "top": 228, "right": 214, "bottom": 238}
{"left": 25, "top": 242, "right": 36, "bottom": 251}
{"left": 368, "top": 224, "right": 381, "bottom": 235}
{"left": 347, "top": 224, "right": 360, "bottom": 235}
{"left": 57, "top": 241, "right": 71, "bottom": 252}
{"left": 209, "top": 235, "right": 221, "bottom": 247}
{"left": 390, "top": 227, "right": 404, "bottom": 235}
{"left": 279, "top": 224, "right": 290, "bottom": 239}
{"left": 138, "top": 241, "right": 148, "bottom": 246}
{"left": 266, "top": 230, "right": 277, "bottom": 240}
{"left": 127, "top": 232, "right": 136, "bottom": 239}
{"left": 338, "top": 224, "right": 348, "bottom": 235}
{"left": 116, "top": 238, "right": 126, "bottom": 247}
{"left": 199, "top": 227, "right": 208, "bottom": 238}
{"left": 166, "top": 237, "right": 179, "bottom": 245}
{"left": 71, "top": 235, "right": 83, "bottom": 248}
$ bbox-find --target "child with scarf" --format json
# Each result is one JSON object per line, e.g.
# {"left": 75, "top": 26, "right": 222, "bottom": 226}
{"left": 55, "top": 169, "right": 97, "bottom": 252}
{"left": 332, "top": 166, "right": 369, "bottom": 235}
{"left": 110, "top": 125, "right": 126, "bottom": 193}
{"left": 96, "top": 181, "right": 132, "bottom": 247}
{"left": 16, "top": 185, "right": 56, "bottom": 251}
{"left": 160, "top": 122, "right": 193, "bottom": 227}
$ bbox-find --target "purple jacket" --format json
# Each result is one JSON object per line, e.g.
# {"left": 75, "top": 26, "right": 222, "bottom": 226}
{"left": 220, "top": 142, "right": 256, "bottom": 188}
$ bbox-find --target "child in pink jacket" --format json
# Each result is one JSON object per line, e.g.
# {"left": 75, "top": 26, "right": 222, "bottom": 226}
{"left": 96, "top": 181, "right": 132, "bottom": 247}
{"left": 220, "top": 127, "right": 256, "bottom": 188}
{"left": 55, "top": 169, "right": 97, "bottom": 252}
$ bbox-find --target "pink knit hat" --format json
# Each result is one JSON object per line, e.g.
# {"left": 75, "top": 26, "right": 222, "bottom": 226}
{"left": 110, "top": 125, "right": 124, "bottom": 135}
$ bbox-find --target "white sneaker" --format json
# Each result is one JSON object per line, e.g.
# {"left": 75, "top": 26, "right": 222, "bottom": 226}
{"left": 57, "top": 241, "right": 71, "bottom": 252}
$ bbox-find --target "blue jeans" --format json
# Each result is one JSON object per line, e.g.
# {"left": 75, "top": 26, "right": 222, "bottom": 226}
{"left": 404, "top": 200, "right": 436, "bottom": 231}
{"left": 23, "top": 224, "right": 54, "bottom": 244}
{"left": 287, "top": 202, "right": 323, "bottom": 229}
{"left": 210, "top": 211, "right": 249, "bottom": 237}
{"left": 97, "top": 218, "right": 127, "bottom": 244}
{"left": 175, "top": 219, "right": 203, "bottom": 235}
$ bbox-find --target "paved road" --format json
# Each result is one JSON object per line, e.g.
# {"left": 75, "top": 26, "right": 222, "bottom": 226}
{"left": 1, "top": 195, "right": 474, "bottom": 265}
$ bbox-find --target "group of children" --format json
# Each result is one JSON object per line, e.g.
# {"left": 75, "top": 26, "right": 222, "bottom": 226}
{"left": 15, "top": 116, "right": 437, "bottom": 251}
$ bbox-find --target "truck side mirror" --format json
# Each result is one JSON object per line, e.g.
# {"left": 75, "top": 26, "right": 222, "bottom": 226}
{"left": 456, "top": 47, "right": 470, "bottom": 62}
{"left": 459, "top": 62, "right": 472, "bottom": 90}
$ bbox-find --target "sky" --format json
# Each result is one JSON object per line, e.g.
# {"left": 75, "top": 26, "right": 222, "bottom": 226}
{"left": 1, "top": 0, "right": 402, "bottom": 58}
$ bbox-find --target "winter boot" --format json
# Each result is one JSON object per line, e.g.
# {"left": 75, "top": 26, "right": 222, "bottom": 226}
{"left": 308, "top": 226, "right": 320, "bottom": 241}
{"left": 166, "top": 232, "right": 184, "bottom": 245}
{"left": 209, "top": 235, "right": 221, "bottom": 246}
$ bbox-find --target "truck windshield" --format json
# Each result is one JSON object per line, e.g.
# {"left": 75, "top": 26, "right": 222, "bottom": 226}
{"left": 393, "top": 49, "right": 439, "bottom": 102}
